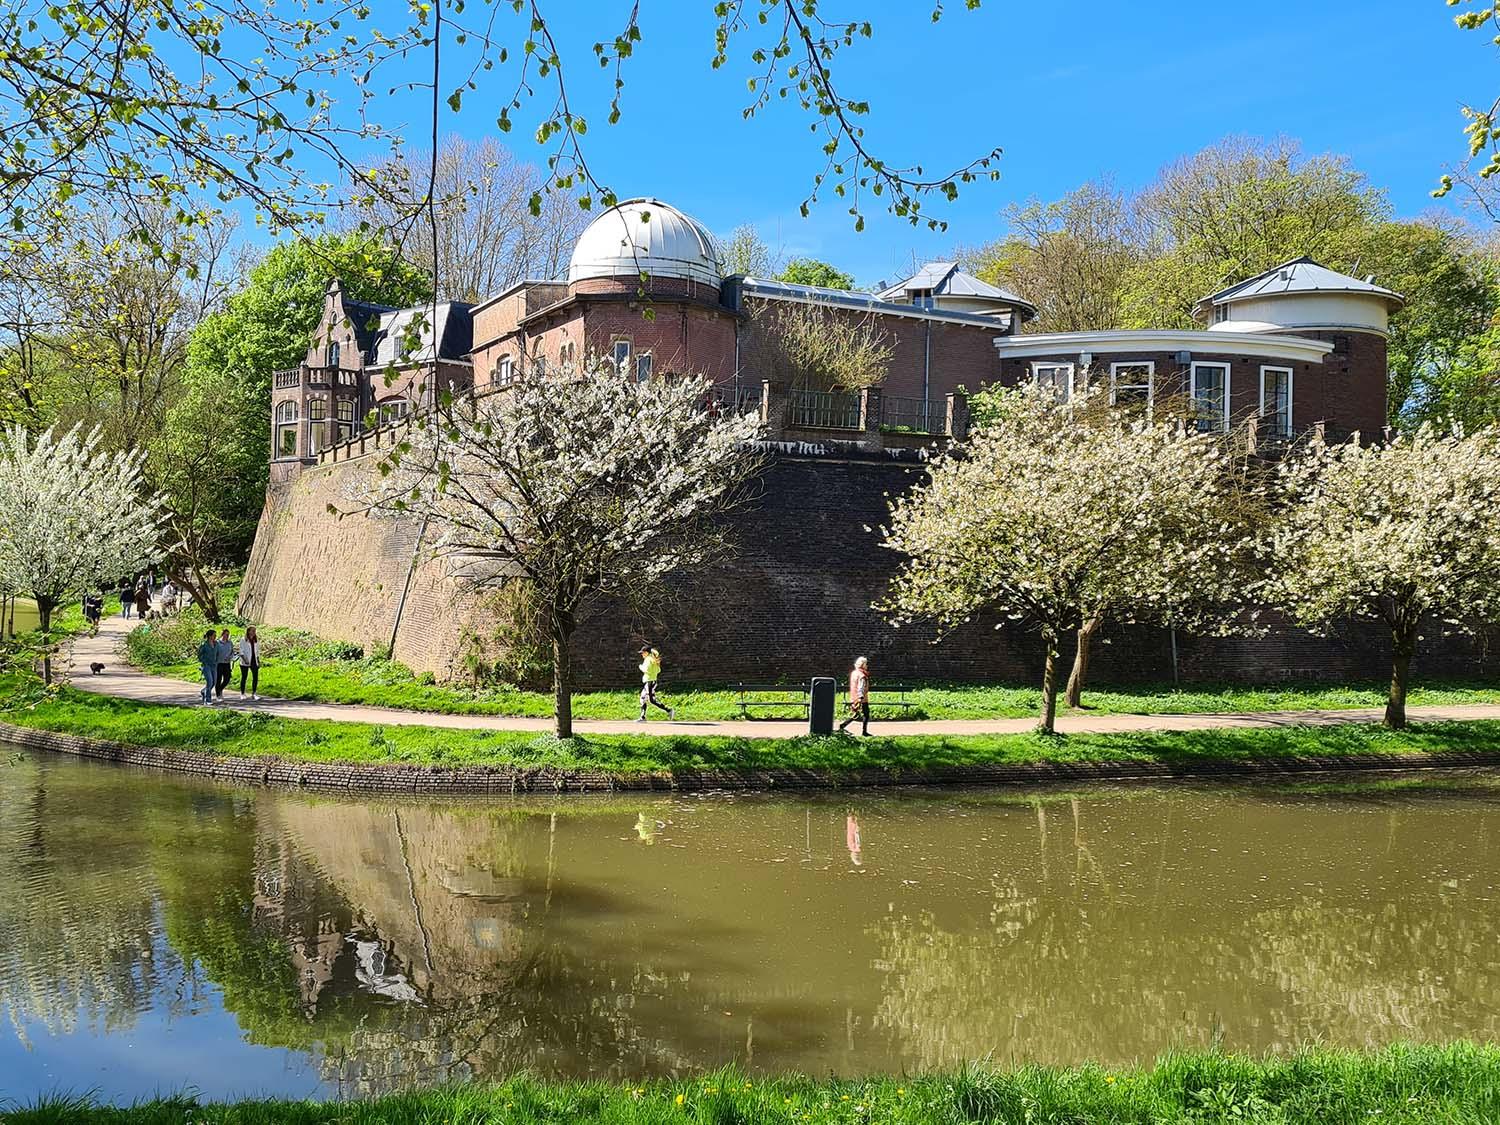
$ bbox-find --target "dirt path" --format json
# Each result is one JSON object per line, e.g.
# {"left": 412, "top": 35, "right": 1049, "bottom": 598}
{"left": 65, "top": 615, "right": 1500, "bottom": 740}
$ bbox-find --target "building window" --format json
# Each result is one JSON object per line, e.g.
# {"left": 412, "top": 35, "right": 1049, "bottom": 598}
{"left": 559, "top": 340, "right": 576, "bottom": 368}
{"left": 1110, "top": 361, "right": 1154, "bottom": 412}
{"left": 909, "top": 288, "right": 933, "bottom": 309}
{"left": 611, "top": 338, "right": 632, "bottom": 374}
{"left": 326, "top": 341, "right": 340, "bottom": 368}
{"left": 635, "top": 352, "right": 653, "bottom": 383}
{"left": 336, "top": 398, "right": 357, "bottom": 443}
{"left": 1259, "top": 366, "right": 1292, "bottom": 439}
{"left": 378, "top": 397, "right": 410, "bottom": 425}
{"left": 275, "top": 401, "right": 299, "bottom": 458}
{"left": 1191, "top": 362, "right": 1230, "bottom": 432}
{"left": 496, "top": 355, "right": 514, "bottom": 385}
{"left": 1213, "top": 304, "right": 1229, "bottom": 324}
{"left": 1032, "top": 362, "right": 1074, "bottom": 404}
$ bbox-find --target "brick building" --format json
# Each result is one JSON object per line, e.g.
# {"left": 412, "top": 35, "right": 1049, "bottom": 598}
{"left": 245, "top": 200, "right": 1421, "bottom": 687}
{"left": 267, "top": 198, "right": 1401, "bottom": 468}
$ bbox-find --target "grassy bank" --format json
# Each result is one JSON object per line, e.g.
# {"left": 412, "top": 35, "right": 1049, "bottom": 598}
{"left": 123, "top": 608, "right": 1500, "bottom": 721}
{"left": 8, "top": 1045, "right": 1500, "bottom": 1123}
{"left": 5, "top": 676, "right": 1500, "bottom": 772}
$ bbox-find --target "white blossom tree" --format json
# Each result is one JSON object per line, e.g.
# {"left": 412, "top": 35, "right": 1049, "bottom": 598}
{"left": 1267, "top": 426, "right": 1500, "bottom": 729}
{"left": 880, "top": 386, "right": 1263, "bottom": 732}
{"left": 0, "top": 425, "right": 163, "bottom": 682}
{"left": 356, "top": 367, "right": 764, "bottom": 738}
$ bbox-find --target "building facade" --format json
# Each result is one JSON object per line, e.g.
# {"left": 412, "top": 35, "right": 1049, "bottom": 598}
{"left": 266, "top": 199, "right": 1401, "bottom": 469}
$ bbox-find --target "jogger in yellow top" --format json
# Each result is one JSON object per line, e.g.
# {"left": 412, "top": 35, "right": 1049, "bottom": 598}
{"left": 636, "top": 644, "right": 675, "bottom": 722}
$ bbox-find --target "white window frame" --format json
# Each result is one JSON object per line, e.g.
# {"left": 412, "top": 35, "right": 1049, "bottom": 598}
{"left": 496, "top": 355, "right": 514, "bottom": 385}
{"left": 1213, "top": 304, "right": 1229, "bottom": 324}
{"left": 274, "top": 400, "right": 299, "bottom": 459}
{"left": 611, "top": 337, "right": 632, "bottom": 374}
{"left": 326, "top": 340, "right": 340, "bottom": 368}
{"left": 635, "top": 351, "right": 653, "bottom": 383}
{"left": 1259, "top": 365, "right": 1293, "bottom": 439}
{"left": 1109, "top": 361, "right": 1154, "bottom": 413}
{"left": 378, "top": 397, "right": 410, "bottom": 426}
{"left": 1190, "top": 361, "right": 1231, "bottom": 432}
{"left": 1032, "top": 361, "right": 1075, "bottom": 404}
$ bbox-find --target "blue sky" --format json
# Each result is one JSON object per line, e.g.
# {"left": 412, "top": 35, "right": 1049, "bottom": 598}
{"left": 350, "top": 1, "right": 1493, "bottom": 287}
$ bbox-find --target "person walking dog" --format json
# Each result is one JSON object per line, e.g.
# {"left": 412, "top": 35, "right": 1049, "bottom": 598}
{"left": 197, "top": 630, "right": 219, "bottom": 704}
{"left": 635, "top": 644, "right": 674, "bottom": 722}
{"left": 238, "top": 626, "right": 261, "bottom": 700}
{"left": 838, "top": 656, "right": 871, "bottom": 737}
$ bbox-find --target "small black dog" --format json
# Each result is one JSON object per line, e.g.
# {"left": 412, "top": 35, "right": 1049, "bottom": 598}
{"left": 89, "top": 662, "right": 106, "bottom": 675}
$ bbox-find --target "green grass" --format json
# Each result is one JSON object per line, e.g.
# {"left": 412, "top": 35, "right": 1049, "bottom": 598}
{"left": 123, "top": 610, "right": 1500, "bottom": 721}
{"left": 7, "top": 1045, "right": 1500, "bottom": 1122}
{"left": 5, "top": 670, "right": 1500, "bottom": 772}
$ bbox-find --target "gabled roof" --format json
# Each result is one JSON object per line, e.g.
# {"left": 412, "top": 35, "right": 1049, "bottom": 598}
{"left": 877, "top": 262, "right": 1037, "bottom": 318}
{"left": 364, "top": 301, "right": 475, "bottom": 367}
{"left": 1199, "top": 256, "right": 1405, "bottom": 312}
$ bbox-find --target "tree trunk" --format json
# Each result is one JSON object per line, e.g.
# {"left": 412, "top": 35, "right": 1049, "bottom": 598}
{"left": 551, "top": 611, "right": 575, "bottom": 739}
{"left": 36, "top": 595, "right": 53, "bottom": 686}
{"left": 1038, "top": 631, "right": 1060, "bottom": 735}
{"left": 1386, "top": 624, "right": 1416, "bottom": 730}
{"left": 171, "top": 563, "right": 221, "bottom": 624}
{"left": 1064, "top": 614, "right": 1104, "bottom": 709}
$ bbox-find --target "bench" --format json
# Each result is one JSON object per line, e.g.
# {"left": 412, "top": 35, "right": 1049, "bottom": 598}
{"left": 735, "top": 683, "right": 811, "bottom": 718}
{"left": 841, "top": 683, "right": 918, "bottom": 715}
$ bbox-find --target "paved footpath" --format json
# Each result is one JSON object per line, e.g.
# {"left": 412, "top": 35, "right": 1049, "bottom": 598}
{"left": 65, "top": 615, "right": 1500, "bottom": 740}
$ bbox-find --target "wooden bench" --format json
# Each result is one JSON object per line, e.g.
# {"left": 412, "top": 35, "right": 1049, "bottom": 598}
{"left": 841, "top": 683, "right": 918, "bottom": 715}
{"left": 735, "top": 683, "right": 811, "bottom": 718}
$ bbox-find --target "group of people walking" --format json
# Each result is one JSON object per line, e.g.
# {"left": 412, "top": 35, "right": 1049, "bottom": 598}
{"left": 114, "top": 571, "right": 180, "bottom": 622}
{"left": 196, "top": 627, "right": 262, "bottom": 704}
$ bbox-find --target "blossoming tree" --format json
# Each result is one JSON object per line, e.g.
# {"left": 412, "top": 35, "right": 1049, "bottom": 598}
{"left": 0, "top": 425, "right": 163, "bottom": 682}
{"left": 1268, "top": 426, "right": 1500, "bottom": 729}
{"left": 880, "top": 386, "right": 1262, "bottom": 732}
{"left": 356, "top": 368, "right": 764, "bottom": 738}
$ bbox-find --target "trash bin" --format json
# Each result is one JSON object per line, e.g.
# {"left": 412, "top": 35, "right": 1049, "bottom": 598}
{"left": 808, "top": 676, "right": 836, "bottom": 735}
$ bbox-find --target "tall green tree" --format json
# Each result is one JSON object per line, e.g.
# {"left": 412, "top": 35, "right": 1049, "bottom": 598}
{"left": 776, "top": 258, "right": 856, "bottom": 290}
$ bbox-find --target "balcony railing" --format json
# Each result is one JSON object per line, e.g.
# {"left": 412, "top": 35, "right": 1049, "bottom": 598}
{"left": 272, "top": 366, "right": 363, "bottom": 391}
{"left": 789, "top": 388, "right": 862, "bottom": 430}
{"left": 881, "top": 395, "right": 945, "bottom": 434}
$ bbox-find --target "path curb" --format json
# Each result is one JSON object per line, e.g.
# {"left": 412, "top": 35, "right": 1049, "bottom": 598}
{"left": 6, "top": 719, "right": 1500, "bottom": 795}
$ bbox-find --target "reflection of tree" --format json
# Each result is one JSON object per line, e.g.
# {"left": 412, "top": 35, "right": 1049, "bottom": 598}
{"left": 871, "top": 791, "right": 1500, "bottom": 1069}
{"left": 0, "top": 755, "right": 187, "bottom": 1037}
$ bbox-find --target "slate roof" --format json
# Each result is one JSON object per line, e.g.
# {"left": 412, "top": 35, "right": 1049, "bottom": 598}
{"left": 363, "top": 301, "right": 475, "bottom": 367}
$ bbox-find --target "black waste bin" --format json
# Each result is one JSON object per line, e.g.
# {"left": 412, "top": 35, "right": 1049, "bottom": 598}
{"left": 808, "top": 676, "right": 836, "bottom": 735}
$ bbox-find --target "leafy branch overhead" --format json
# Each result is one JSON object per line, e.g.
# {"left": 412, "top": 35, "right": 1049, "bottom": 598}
{"left": 0, "top": 0, "right": 1001, "bottom": 246}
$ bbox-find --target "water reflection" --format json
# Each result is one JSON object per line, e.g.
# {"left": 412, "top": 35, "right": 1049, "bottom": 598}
{"left": 2, "top": 751, "right": 1499, "bottom": 1102}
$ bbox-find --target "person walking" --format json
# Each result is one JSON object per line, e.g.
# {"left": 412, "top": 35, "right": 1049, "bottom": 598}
{"left": 214, "top": 628, "right": 234, "bottom": 700}
{"left": 635, "top": 644, "right": 674, "bottom": 722}
{"left": 134, "top": 580, "right": 150, "bottom": 621}
{"left": 119, "top": 576, "right": 134, "bottom": 619}
{"left": 238, "top": 626, "right": 261, "bottom": 700}
{"left": 196, "top": 629, "right": 219, "bottom": 704}
{"left": 838, "top": 656, "right": 871, "bottom": 737}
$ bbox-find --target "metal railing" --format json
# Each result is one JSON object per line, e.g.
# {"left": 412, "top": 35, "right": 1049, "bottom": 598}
{"left": 789, "top": 388, "right": 861, "bottom": 430}
{"left": 881, "top": 395, "right": 945, "bottom": 434}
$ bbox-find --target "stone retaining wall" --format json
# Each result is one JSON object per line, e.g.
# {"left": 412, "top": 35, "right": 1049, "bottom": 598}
{"left": 7, "top": 720, "right": 1500, "bottom": 796}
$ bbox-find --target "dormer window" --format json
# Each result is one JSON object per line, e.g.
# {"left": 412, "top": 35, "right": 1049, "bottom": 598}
{"left": 1213, "top": 304, "right": 1229, "bottom": 324}
{"left": 909, "top": 288, "right": 933, "bottom": 309}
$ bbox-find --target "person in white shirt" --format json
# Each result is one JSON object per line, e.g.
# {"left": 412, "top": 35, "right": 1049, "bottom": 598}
{"left": 238, "top": 626, "right": 262, "bottom": 700}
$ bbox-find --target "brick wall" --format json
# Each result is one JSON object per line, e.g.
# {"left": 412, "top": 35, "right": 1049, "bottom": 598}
{"left": 239, "top": 447, "right": 1498, "bottom": 690}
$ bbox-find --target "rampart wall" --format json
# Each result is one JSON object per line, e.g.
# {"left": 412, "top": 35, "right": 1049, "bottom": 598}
{"left": 238, "top": 447, "right": 1498, "bottom": 689}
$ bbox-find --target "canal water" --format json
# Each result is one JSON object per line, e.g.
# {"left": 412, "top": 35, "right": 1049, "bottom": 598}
{"left": 2, "top": 746, "right": 1499, "bottom": 1103}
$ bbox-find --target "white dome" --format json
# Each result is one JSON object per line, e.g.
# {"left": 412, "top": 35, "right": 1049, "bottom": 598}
{"left": 567, "top": 197, "right": 721, "bottom": 286}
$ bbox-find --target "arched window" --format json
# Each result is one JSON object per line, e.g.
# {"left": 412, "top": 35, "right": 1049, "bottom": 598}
{"left": 275, "top": 401, "right": 299, "bottom": 458}
{"left": 326, "top": 341, "right": 340, "bottom": 368}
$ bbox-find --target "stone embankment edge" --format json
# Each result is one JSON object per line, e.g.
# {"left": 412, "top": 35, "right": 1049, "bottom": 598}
{"left": 7, "top": 719, "right": 1500, "bottom": 795}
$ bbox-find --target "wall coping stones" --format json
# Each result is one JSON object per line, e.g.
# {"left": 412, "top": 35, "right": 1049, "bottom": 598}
{"left": 5, "top": 720, "right": 1500, "bottom": 797}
